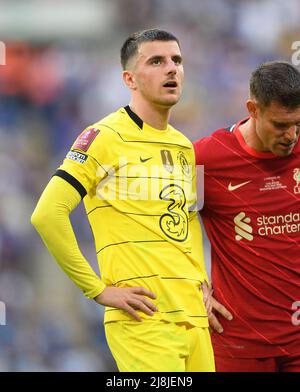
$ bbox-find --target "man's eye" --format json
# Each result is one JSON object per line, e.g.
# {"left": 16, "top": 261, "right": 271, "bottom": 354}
{"left": 275, "top": 124, "right": 288, "bottom": 130}
{"left": 152, "top": 59, "right": 161, "bottom": 65}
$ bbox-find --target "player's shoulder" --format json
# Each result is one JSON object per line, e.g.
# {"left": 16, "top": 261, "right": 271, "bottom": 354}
{"left": 193, "top": 123, "right": 237, "bottom": 164}
{"left": 202, "top": 124, "right": 236, "bottom": 145}
{"left": 94, "top": 106, "right": 151, "bottom": 141}
{"left": 168, "top": 124, "right": 193, "bottom": 149}
{"left": 92, "top": 107, "right": 127, "bottom": 136}
{"left": 213, "top": 123, "right": 237, "bottom": 138}
{"left": 196, "top": 124, "right": 236, "bottom": 147}
{"left": 71, "top": 108, "right": 125, "bottom": 153}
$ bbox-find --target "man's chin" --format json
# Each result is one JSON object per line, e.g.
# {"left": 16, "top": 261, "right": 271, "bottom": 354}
{"left": 274, "top": 148, "right": 294, "bottom": 157}
{"left": 157, "top": 97, "right": 180, "bottom": 108}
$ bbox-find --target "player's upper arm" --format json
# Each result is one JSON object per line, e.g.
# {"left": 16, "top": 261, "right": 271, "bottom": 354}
{"left": 54, "top": 125, "right": 115, "bottom": 199}
{"left": 31, "top": 175, "right": 82, "bottom": 230}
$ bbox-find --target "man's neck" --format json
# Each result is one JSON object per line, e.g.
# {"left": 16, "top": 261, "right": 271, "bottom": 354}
{"left": 238, "top": 117, "right": 263, "bottom": 151}
{"left": 129, "top": 100, "right": 171, "bottom": 130}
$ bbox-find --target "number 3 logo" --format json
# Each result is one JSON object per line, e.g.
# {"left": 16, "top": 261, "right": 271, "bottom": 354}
{"left": 159, "top": 184, "right": 188, "bottom": 242}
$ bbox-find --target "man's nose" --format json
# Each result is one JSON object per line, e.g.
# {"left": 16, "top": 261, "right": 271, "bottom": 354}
{"left": 166, "top": 59, "right": 177, "bottom": 74}
{"left": 284, "top": 125, "right": 298, "bottom": 142}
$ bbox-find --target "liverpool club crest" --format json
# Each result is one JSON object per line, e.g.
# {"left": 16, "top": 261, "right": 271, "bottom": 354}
{"left": 293, "top": 168, "right": 300, "bottom": 194}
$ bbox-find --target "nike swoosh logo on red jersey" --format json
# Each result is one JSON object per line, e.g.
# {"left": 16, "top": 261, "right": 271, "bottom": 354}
{"left": 228, "top": 180, "right": 252, "bottom": 191}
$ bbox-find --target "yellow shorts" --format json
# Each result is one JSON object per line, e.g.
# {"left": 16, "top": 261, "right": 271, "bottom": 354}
{"left": 104, "top": 320, "right": 215, "bottom": 372}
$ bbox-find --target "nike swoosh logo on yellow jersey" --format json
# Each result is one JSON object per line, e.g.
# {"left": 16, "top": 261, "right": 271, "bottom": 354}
{"left": 140, "top": 157, "right": 152, "bottom": 163}
{"left": 228, "top": 180, "right": 252, "bottom": 191}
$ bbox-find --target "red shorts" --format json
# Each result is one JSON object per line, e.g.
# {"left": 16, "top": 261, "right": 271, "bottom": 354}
{"left": 215, "top": 353, "right": 300, "bottom": 372}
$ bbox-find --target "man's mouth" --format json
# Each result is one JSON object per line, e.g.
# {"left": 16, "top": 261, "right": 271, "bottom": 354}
{"left": 279, "top": 142, "right": 295, "bottom": 149}
{"left": 163, "top": 81, "right": 178, "bottom": 88}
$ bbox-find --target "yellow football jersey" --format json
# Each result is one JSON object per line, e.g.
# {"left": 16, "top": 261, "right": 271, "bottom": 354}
{"left": 56, "top": 106, "right": 208, "bottom": 327}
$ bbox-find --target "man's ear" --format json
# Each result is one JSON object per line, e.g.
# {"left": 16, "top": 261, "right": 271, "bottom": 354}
{"left": 123, "top": 70, "right": 137, "bottom": 90}
{"left": 246, "top": 99, "right": 259, "bottom": 119}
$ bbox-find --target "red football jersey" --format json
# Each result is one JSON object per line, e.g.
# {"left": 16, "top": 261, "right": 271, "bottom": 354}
{"left": 193, "top": 118, "right": 300, "bottom": 358}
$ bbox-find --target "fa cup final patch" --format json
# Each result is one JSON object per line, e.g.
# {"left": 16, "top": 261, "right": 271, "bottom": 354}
{"left": 73, "top": 127, "right": 99, "bottom": 152}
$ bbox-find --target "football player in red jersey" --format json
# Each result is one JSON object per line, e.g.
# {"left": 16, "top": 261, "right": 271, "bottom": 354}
{"left": 193, "top": 61, "right": 300, "bottom": 372}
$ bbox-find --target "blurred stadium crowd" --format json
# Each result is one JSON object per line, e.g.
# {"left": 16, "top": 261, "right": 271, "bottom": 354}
{"left": 0, "top": 0, "right": 299, "bottom": 371}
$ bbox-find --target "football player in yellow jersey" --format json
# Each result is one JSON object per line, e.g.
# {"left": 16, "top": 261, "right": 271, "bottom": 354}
{"left": 31, "top": 29, "right": 215, "bottom": 372}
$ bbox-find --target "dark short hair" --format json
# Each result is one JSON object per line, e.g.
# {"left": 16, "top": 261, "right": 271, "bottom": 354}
{"left": 250, "top": 61, "right": 300, "bottom": 110}
{"left": 120, "top": 29, "right": 180, "bottom": 70}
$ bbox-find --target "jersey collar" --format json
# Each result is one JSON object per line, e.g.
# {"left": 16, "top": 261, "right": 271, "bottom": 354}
{"left": 233, "top": 117, "right": 278, "bottom": 159}
{"left": 124, "top": 105, "right": 143, "bottom": 129}
{"left": 124, "top": 105, "right": 170, "bottom": 134}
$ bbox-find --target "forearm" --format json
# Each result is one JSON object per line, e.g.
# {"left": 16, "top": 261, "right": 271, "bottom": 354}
{"left": 31, "top": 175, "right": 105, "bottom": 299}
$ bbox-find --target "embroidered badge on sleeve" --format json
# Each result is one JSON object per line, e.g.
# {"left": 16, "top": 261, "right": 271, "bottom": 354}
{"left": 73, "top": 128, "right": 99, "bottom": 152}
{"left": 66, "top": 150, "right": 88, "bottom": 164}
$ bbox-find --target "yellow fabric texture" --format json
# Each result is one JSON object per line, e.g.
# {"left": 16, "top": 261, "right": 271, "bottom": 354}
{"left": 54, "top": 107, "right": 209, "bottom": 327}
{"left": 105, "top": 319, "right": 215, "bottom": 372}
{"left": 31, "top": 175, "right": 106, "bottom": 299}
